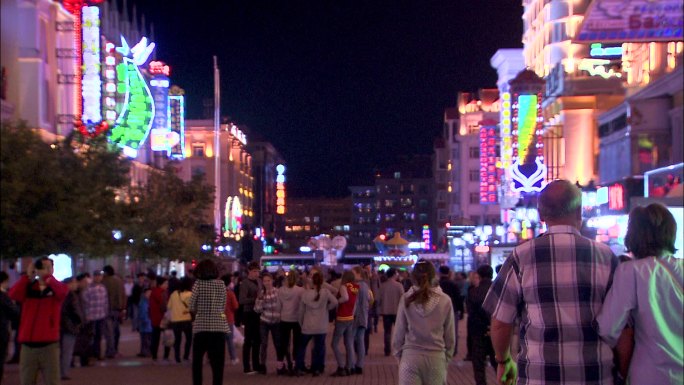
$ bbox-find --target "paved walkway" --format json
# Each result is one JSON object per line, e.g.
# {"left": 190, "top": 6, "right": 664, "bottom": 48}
{"left": 4, "top": 317, "right": 497, "bottom": 385}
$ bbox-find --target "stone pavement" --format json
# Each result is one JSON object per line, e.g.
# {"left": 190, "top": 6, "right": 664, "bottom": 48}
{"left": 4, "top": 317, "right": 497, "bottom": 385}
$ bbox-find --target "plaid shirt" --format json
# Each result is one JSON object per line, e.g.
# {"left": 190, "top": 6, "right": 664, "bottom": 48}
{"left": 189, "top": 279, "right": 229, "bottom": 334}
{"left": 254, "top": 288, "right": 281, "bottom": 324}
{"left": 83, "top": 283, "right": 108, "bottom": 322}
{"left": 483, "top": 225, "right": 618, "bottom": 385}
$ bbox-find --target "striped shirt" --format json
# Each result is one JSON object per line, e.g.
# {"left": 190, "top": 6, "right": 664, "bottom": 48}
{"left": 483, "top": 225, "right": 618, "bottom": 385}
{"left": 189, "top": 279, "right": 229, "bottom": 334}
{"left": 254, "top": 288, "right": 281, "bottom": 324}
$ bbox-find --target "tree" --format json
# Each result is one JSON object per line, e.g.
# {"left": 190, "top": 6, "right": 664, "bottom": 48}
{"left": 0, "top": 122, "right": 130, "bottom": 260}
{"left": 123, "top": 163, "right": 215, "bottom": 263}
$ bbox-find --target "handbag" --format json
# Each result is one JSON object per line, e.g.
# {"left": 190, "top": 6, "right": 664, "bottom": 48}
{"left": 160, "top": 309, "right": 172, "bottom": 329}
{"left": 163, "top": 328, "right": 175, "bottom": 347}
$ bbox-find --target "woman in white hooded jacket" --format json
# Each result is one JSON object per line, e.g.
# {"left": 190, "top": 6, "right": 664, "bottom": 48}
{"left": 392, "top": 260, "right": 455, "bottom": 385}
{"left": 295, "top": 270, "right": 338, "bottom": 377}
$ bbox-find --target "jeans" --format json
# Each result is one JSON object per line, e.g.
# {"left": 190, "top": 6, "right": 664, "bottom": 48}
{"left": 259, "top": 321, "right": 283, "bottom": 369}
{"left": 296, "top": 333, "right": 326, "bottom": 373}
{"left": 192, "top": 332, "right": 225, "bottom": 385}
{"left": 151, "top": 326, "right": 170, "bottom": 360}
{"left": 172, "top": 321, "right": 193, "bottom": 362}
{"left": 128, "top": 301, "right": 138, "bottom": 331}
{"left": 90, "top": 319, "right": 106, "bottom": 359}
{"left": 471, "top": 333, "right": 496, "bottom": 385}
{"left": 353, "top": 326, "right": 366, "bottom": 369}
{"left": 60, "top": 333, "right": 76, "bottom": 378}
{"left": 279, "top": 321, "right": 301, "bottom": 370}
{"left": 331, "top": 320, "right": 354, "bottom": 369}
{"left": 242, "top": 310, "right": 261, "bottom": 372}
{"left": 104, "top": 310, "right": 121, "bottom": 357}
{"left": 139, "top": 332, "right": 151, "bottom": 356}
{"left": 382, "top": 314, "right": 397, "bottom": 355}
{"left": 225, "top": 324, "right": 237, "bottom": 361}
{"left": 20, "top": 342, "right": 60, "bottom": 385}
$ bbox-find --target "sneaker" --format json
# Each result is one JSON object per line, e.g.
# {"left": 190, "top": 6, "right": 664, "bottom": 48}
{"left": 231, "top": 359, "right": 239, "bottom": 365}
{"left": 331, "top": 367, "right": 347, "bottom": 377}
{"left": 244, "top": 370, "right": 258, "bottom": 375}
{"left": 353, "top": 367, "right": 363, "bottom": 375}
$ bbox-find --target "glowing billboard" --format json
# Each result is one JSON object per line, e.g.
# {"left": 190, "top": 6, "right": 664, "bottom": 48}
{"left": 479, "top": 121, "right": 498, "bottom": 204}
{"left": 169, "top": 95, "right": 185, "bottom": 159}
{"left": 510, "top": 93, "right": 546, "bottom": 192}
{"left": 224, "top": 196, "right": 243, "bottom": 238}
{"left": 276, "top": 164, "right": 286, "bottom": 215}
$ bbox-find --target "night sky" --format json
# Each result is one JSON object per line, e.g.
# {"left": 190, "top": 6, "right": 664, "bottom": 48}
{"left": 131, "top": 0, "right": 523, "bottom": 197}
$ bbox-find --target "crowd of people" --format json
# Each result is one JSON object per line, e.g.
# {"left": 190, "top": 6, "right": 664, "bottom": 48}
{"left": 0, "top": 178, "right": 682, "bottom": 385}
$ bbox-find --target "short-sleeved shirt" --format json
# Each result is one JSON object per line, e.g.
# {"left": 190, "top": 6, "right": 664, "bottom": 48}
{"left": 483, "top": 225, "right": 617, "bottom": 385}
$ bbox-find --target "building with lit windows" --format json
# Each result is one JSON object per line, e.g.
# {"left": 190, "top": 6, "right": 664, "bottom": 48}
{"left": 349, "top": 186, "right": 379, "bottom": 253}
{"left": 282, "top": 197, "right": 352, "bottom": 254}
{"left": 178, "top": 120, "right": 254, "bottom": 245}
{"left": 247, "top": 140, "right": 286, "bottom": 243}
{"left": 522, "top": 0, "right": 625, "bottom": 185}
{"left": 374, "top": 155, "right": 436, "bottom": 248}
{"left": 443, "top": 90, "right": 501, "bottom": 226}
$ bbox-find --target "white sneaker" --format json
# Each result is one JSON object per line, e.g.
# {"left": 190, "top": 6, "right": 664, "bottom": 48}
{"left": 231, "top": 359, "right": 239, "bottom": 365}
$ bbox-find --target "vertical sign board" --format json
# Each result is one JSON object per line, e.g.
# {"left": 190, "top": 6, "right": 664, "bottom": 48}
{"left": 149, "top": 76, "right": 170, "bottom": 151}
{"left": 276, "top": 164, "right": 286, "bottom": 215}
{"left": 480, "top": 121, "right": 498, "bottom": 204}
{"left": 510, "top": 93, "right": 546, "bottom": 192}
{"left": 169, "top": 95, "right": 185, "bottom": 159}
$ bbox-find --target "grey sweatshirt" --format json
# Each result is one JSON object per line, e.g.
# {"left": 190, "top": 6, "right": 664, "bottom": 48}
{"left": 238, "top": 278, "right": 260, "bottom": 312}
{"left": 298, "top": 287, "right": 338, "bottom": 335}
{"left": 391, "top": 286, "right": 455, "bottom": 361}
{"left": 377, "top": 279, "right": 405, "bottom": 315}
{"left": 353, "top": 280, "right": 371, "bottom": 329}
{"left": 278, "top": 285, "right": 304, "bottom": 323}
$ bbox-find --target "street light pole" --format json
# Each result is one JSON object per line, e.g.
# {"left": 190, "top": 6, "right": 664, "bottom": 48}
{"left": 213, "top": 56, "right": 221, "bottom": 237}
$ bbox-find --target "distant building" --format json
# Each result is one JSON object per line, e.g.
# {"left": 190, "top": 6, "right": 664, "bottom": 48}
{"left": 349, "top": 186, "right": 379, "bottom": 253}
{"left": 175, "top": 120, "right": 254, "bottom": 248}
{"left": 247, "top": 141, "right": 286, "bottom": 242}
{"left": 282, "top": 197, "right": 352, "bottom": 253}
{"left": 374, "top": 155, "right": 436, "bottom": 248}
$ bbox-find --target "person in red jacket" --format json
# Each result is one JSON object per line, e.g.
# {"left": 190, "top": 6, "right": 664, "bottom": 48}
{"left": 9, "top": 257, "right": 68, "bottom": 385}
{"left": 222, "top": 274, "right": 240, "bottom": 365}
{"left": 149, "top": 276, "right": 170, "bottom": 362}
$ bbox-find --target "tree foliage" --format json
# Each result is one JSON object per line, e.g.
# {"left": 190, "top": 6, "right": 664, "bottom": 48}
{"left": 122, "top": 163, "right": 215, "bottom": 262}
{"left": 0, "top": 122, "right": 130, "bottom": 260}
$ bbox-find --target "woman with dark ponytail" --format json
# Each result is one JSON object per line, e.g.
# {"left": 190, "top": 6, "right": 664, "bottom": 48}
{"left": 392, "top": 260, "right": 455, "bottom": 385}
{"left": 295, "top": 270, "right": 338, "bottom": 377}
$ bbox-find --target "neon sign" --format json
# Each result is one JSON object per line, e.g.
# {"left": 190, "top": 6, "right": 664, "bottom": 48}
{"left": 169, "top": 94, "right": 185, "bottom": 159}
{"left": 608, "top": 183, "right": 625, "bottom": 211}
{"left": 230, "top": 125, "right": 247, "bottom": 145}
{"left": 578, "top": 58, "right": 622, "bottom": 79}
{"left": 62, "top": 1, "right": 109, "bottom": 137}
{"left": 276, "top": 164, "right": 286, "bottom": 215}
{"left": 479, "top": 121, "right": 498, "bottom": 204}
{"left": 422, "top": 225, "right": 431, "bottom": 250}
{"left": 108, "top": 36, "right": 155, "bottom": 158}
{"left": 500, "top": 92, "right": 512, "bottom": 169}
{"left": 103, "top": 41, "right": 117, "bottom": 124}
{"left": 223, "top": 196, "right": 243, "bottom": 238}
{"left": 149, "top": 61, "right": 170, "bottom": 77}
{"left": 149, "top": 62, "right": 170, "bottom": 152}
{"left": 510, "top": 93, "right": 546, "bottom": 192}
{"left": 590, "top": 43, "right": 623, "bottom": 57}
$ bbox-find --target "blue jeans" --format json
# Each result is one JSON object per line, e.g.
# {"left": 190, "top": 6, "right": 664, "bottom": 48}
{"left": 353, "top": 326, "right": 366, "bottom": 368}
{"left": 296, "top": 333, "right": 326, "bottom": 373}
{"left": 331, "top": 320, "right": 354, "bottom": 369}
{"left": 104, "top": 310, "right": 121, "bottom": 357}
{"left": 225, "top": 324, "right": 236, "bottom": 361}
{"left": 90, "top": 319, "right": 106, "bottom": 359}
{"left": 60, "top": 333, "right": 76, "bottom": 378}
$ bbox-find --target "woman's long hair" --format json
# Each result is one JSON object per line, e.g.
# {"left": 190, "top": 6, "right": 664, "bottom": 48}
{"left": 312, "top": 270, "right": 323, "bottom": 301}
{"left": 405, "top": 260, "right": 435, "bottom": 307}
{"left": 340, "top": 270, "right": 355, "bottom": 286}
{"left": 286, "top": 269, "right": 298, "bottom": 288}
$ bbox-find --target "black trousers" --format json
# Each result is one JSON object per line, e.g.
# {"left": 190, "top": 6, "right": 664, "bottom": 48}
{"left": 279, "top": 321, "right": 301, "bottom": 369}
{"left": 192, "top": 332, "right": 225, "bottom": 385}
{"left": 382, "top": 315, "right": 396, "bottom": 356}
{"left": 172, "top": 321, "right": 193, "bottom": 362}
{"left": 242, "top": 310, "right": 261, "bottom": 371}
{"left": 151, "top": 327, "right": 170, "bottom": 360}
{"left": 471, "top": 333, "right": 497, "bottom": 385}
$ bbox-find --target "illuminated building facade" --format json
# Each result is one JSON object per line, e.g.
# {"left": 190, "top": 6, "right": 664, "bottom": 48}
{"left": 374, "top": 155, "right": 436, "bottom": 248}
{"left": 282, "top": 197, "right": 352, "bottom": 254}
{"left": 522, "top": 0, "right": 624, "bottom": 185}
{"left": 247, "top": 140, "right": 286, "bottom": 243}
{"left": 178, "top": 120, "right": 254, "bottom": 242}
{"left": 0, "top": 0, "right": 77, "bottom": 138}
{"left": 349, "top": 186, "right": 379, "bottom": 253}
{"left": 443, "top": 90, "right": 501, "bottom": 226}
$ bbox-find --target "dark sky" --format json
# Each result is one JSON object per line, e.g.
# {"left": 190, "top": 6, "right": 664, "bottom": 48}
{"left": 131, "top": 0, "right": 523, "bottom": 197}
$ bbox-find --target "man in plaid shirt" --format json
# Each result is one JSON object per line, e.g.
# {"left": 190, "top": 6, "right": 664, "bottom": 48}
{"left": 83, "top": 271, "right": 109, "bottom": 361}
{"left": 483, "top": 180, "right": 618, "bottom": 385}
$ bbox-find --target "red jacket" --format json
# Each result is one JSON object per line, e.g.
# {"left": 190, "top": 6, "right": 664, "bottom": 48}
{"left": 224, "top": 288, "right": 239, "bottom": 324}
{"left": 336, "top": 282, "right": 359, "bottom": 322}
{"left": 149, "top": 287, "right": 167, "bottom": 327}
{"left": 9, "top": 275, "right": 68, "bottom": 343}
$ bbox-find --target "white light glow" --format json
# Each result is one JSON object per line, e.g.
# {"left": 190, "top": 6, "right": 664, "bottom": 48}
{"left": 48, "top": 253, "right": 73, "bottom": 281}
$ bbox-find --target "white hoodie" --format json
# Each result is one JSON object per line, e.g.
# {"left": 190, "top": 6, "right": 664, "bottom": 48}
{"left": 391, "top": 286, "right": 455, "bottom": 361}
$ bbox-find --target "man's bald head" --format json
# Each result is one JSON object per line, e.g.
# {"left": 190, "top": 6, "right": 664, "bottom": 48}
{"left": 538, "top": 180, "right": 582, "bottom": 227}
